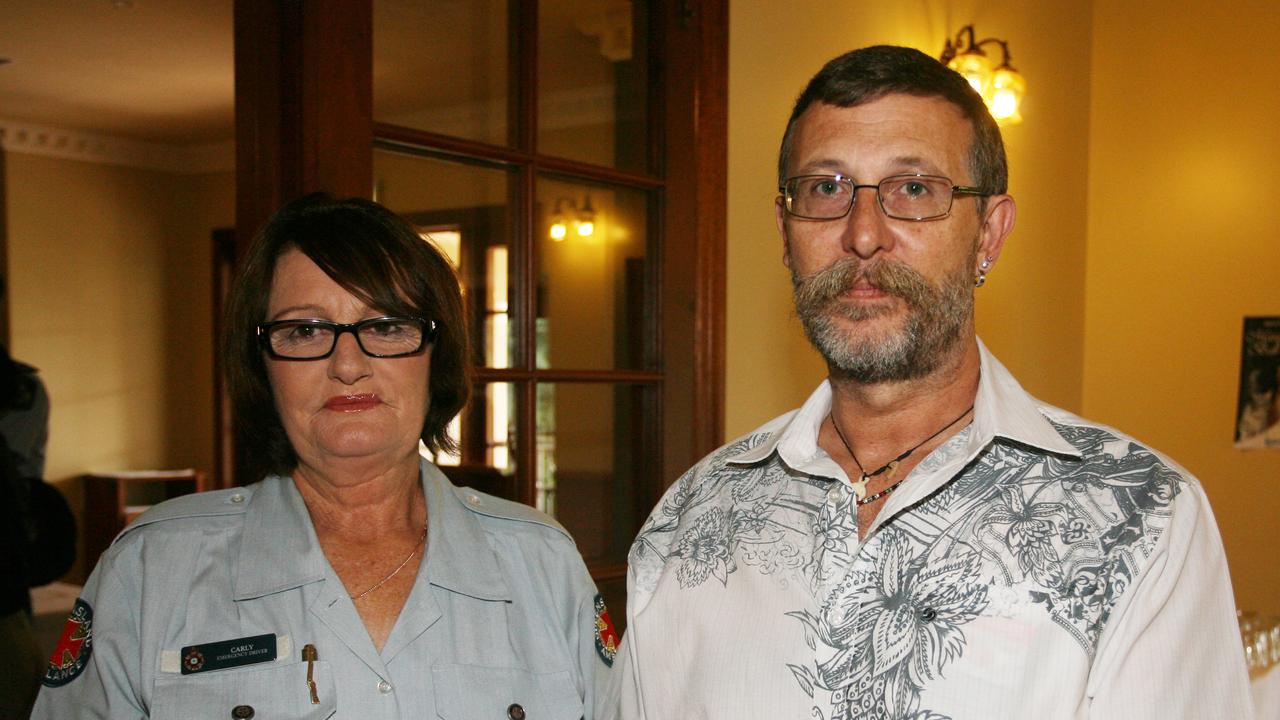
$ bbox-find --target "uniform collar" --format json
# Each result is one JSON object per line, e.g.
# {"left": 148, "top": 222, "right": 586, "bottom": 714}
{"left": 419, "top": 461, "right": 511, "bottom": 601}
{"left": 233, "top": 459, "right": 511, "bottom": 602}
{"left": 234, "top": 474, "right": 327, "bottom": 600}
{"left": 725, "top": 338, "right": 1079, "bottom": 473}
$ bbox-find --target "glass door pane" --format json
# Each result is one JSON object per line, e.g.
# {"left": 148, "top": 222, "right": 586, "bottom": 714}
{"left": 374, "top": 148, "right": 517, "bottom": 369}
{"left": 535, "top": 382, "right": 651, "bottom": 565}
{"left": 374, "top": 0, "right": 512, "bottom": 145}
{"left": 536, "top": 175, "right": 652, "bottom": 370}
{"left": 537, "top": 0, "right": 650, "bottom": 171}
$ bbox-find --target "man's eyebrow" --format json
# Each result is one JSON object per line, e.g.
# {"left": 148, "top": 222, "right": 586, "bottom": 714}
{"left": 791, "top": 158, "right": 845, "bottom": 175}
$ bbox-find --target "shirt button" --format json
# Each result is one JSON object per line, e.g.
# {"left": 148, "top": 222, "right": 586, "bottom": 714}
{"left": 466, "top": 494, "right": 482, "bottom": 507}
{"left": 377, "top": 680, "right": 393, "bottom": 694}
{"left": 231, "top": 706, "right": 254, "bottom": 719}
{"left": 229, "top": 493, "right": 245, "bottom": 504}
{"left": 507, "top": 703, "right": 526, "bottom": 720}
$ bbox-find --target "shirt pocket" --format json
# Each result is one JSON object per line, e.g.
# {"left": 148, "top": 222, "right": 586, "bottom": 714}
{"left": 150, "top": 661, "right": 336, "bottom": 720}
{"left": 433, "top": 663, "right": 583, "bottom": 720}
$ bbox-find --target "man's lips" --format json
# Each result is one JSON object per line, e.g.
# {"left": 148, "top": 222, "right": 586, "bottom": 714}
{"left": 324, "top": 394, "right": 382, "bottom": 412}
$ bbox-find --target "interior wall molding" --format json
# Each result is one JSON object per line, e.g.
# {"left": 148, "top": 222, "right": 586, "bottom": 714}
{"left": 0, "top": 118, "right": 234, "bottom": 174}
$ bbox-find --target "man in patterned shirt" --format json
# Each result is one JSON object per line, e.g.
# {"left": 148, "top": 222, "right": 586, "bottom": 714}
{"left": 608, "top": 46, "right": 1252, "bottom": 719}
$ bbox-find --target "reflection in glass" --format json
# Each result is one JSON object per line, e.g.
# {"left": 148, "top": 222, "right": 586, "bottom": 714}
{"left": 536, "top": 382, "right": 648, "bottom": 565}
{"left": 433, "top": 382, "right": 516, "bottom": 499}
{"left": 374, "top": 148, "right": 515, "bottom": 368}
{"left": 536, "top": 176, "right": 650, "bottom": 370}
{"left": 537, "top": 0, "right": 649, "bottom": 170}
{"left": 373, "top": 0, "right": 510, "bottom": 145}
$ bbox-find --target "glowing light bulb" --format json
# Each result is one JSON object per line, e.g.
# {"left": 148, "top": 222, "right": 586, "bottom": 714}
{"left": 549, "top": 220, "right": 567, "bottom": 241}
{"left": 988, "top": 66, "right": 1025, "bottom": 125}
{"left": 576, "top": 220, "right": 594, "bottom": 238}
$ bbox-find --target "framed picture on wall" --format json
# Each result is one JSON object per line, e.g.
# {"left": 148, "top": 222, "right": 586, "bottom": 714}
{"left": 1234, "top": 316, "right": 1280, "bottom": 449}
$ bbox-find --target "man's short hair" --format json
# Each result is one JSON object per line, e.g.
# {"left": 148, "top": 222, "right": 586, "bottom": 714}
{"left": 777, "top": 45, "right": 1008, "bottom": 199}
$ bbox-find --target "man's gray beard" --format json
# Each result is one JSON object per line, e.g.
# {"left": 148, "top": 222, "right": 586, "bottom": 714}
{"left": 791, "top": 256, "right": 974, "bottom": 383}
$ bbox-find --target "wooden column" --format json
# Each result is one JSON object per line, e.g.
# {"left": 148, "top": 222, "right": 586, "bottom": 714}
{"left": 660, "top": 0, "right": 728, "bottom": 484}
{"left": 234, "top": 0, "right": 373, "bottom": 258}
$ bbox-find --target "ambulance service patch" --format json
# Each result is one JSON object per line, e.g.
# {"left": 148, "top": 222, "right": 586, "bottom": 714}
{"left": 593, "top": 594, "right": 619, "bottom": 667}
{"left": 42, "top": 598, "right": 93, "bottom": 687}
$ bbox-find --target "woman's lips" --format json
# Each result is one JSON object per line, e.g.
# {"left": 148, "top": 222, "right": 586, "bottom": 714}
{"left": 324, "top": 394, "right": 382, "bottom": 412}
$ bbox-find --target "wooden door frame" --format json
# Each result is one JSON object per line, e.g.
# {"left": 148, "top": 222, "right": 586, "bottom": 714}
{"left": 227, "top": 0, "right": 726, "bottom": 490}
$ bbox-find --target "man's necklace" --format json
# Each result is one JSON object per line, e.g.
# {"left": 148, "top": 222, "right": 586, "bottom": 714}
{"left": 830, "top": 404, "right": 975, "bottom": 506}
{"left": 349, "top": 524, "right": 429, "bottom": 601}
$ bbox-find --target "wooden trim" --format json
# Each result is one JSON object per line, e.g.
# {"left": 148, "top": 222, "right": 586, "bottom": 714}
{"left": 374, "top": 127, "right": 665, "bottom": 190}
{"left": 234, "top": 0, "right": 373, "bottom": 257}
{"left": 0, "top": 148, "right": 7, "bottom": 347}
{"left": 473, "top": 368, "right": 663, "bottom": 384}
{"left": 659, "top": 0, "right": 728, "bottom": 485}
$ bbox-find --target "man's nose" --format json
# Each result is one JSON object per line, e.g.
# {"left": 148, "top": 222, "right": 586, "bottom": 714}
{"left": 839, "top": 186, "right": 896, "bottom": 259}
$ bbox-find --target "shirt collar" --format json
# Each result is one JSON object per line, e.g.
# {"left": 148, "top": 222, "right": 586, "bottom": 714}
{"left": 234, "top": 474, "right": 327, "bottom": 600}
{"left": 419, "top": 461, "right": 511, "bottom": 601}
{"left": 725, "top": 338, "right": 1079, "bottom": 473}
{"left": 234, "top": 459, "right": 511, "bottom": 602}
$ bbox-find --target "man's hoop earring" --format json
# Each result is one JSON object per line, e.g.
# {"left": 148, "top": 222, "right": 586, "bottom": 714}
{"left": 975, "top": 272, "right": 987, "bottom": 288}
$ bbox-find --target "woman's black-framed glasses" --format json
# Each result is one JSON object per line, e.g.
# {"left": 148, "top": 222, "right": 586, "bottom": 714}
{"left": 257, "top": 316, "right": 438, "bottom": 360}
{"left": 780, "top": 173, "right": 988, "bottom": 221}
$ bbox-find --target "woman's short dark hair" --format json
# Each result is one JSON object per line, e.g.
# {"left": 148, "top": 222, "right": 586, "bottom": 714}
{"left": 777, "top": 45, "right": 1008, "bottom": 200}
{"left": 224, "top": 193, "right": 470, "bottom": 482}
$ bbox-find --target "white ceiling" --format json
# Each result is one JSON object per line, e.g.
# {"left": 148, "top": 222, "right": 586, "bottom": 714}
{"left": 0, "top": 0, "right": 624, "bottom": 148}
{"left": 0, "top": 0, "right": 235, "bottom": 144}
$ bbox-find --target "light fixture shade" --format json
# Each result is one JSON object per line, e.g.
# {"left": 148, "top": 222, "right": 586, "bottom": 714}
{"left": 989, "top": 66, "right": 1026, "bottom": 125}
{"left": 948, "top": 51, "right": 993, "bottom": 98}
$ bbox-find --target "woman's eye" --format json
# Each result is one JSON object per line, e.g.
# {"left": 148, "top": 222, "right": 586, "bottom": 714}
{"left": 370, "top": 322, "right": 404, "bottom": 336}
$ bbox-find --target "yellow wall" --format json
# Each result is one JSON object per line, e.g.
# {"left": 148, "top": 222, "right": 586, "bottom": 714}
{"left": 4, "top": 152, "right": 232, "bottom": 576}
{"left": 1086, "top": 2, "right": 1280, "bottom": 614}
{"left": 726, "top": 2, "right": 1093, "bottom": 439}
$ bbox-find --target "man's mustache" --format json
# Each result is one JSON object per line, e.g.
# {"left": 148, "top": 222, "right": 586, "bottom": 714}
{"left": 792, "top": 257, "right": 933, "bottom": 311}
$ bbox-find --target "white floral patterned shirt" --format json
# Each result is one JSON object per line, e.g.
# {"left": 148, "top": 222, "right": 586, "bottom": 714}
{"left": 609, "top": 343, "right": 1253, "bottom": 720}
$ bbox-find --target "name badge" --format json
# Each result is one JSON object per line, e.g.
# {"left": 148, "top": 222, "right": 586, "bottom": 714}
{"left": 181, "top": 634, "right": 277, "bottom": 675}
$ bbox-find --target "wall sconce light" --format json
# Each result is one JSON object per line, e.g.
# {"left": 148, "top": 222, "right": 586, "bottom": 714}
{"left": 940, "top": 25, "right": 1026, "bottom": 125}
{"left": 548, "top": 196, "right": 596, "bottom": 241}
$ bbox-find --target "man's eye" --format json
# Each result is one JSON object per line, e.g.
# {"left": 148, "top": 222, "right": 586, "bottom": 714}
{"left": 903, "top": 181, "right": 930, "bottom": 198}
{"left": 811, "top": 179, "right": 845, "bottom": 197}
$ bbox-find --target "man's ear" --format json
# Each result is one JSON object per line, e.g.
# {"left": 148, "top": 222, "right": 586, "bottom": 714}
{"left": 776, "top": 195, "right": 793, "bottom": 269}
{"left": 975, "top": 194, "right": 1016, "bottom": 271}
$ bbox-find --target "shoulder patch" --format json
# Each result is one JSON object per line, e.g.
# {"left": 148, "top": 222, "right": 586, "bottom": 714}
{"left": 453, "top": 485, "right": 571, "bottom": 538}
{"left": 41, "top": 598, "right": 93, "bottom": 687}
{"left": 593, "top": 594, "right": 619, "bottom": 667}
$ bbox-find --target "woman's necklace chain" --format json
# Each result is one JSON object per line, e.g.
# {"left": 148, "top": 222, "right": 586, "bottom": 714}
{"left": 349, "top": 524, "right": 428, "bottom": 601}
{"left": 831, "top": 404, "right": 975, "bottom": 506}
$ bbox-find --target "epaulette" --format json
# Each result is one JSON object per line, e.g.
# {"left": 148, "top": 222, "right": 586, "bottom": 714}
{"left": 115, "top": 487, "right": 254, "bottom": 541}
{"left": 450, "top": 484, "right": 572, "bottom": 541}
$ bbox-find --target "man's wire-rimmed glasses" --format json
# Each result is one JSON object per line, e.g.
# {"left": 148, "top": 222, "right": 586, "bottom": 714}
{"left": 779, "top": 173, "right": 988, "bottom": 221}
{"left": 257, "top": 316, "right": 438, "bottom": 360}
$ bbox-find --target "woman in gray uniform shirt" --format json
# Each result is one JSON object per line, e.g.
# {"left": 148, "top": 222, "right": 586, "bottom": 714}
{"left": 32, "top": 194, "right": 616, "bottom": 719}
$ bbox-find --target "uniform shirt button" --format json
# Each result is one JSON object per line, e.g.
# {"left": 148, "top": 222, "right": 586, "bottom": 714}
{"left": 466, "top": 494, "right": 482, "bottom": 507}
{"left": 231, "top": 706, "right": 255, "bottom": 719}
{"left": 377, "top": 680, "right": 393, "bottom": 694}
{"left": 229, "top": 493, "right": 245, "bottom": 504}
{"left": 507, "top": 703, "right": 526, "bottom": 720}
